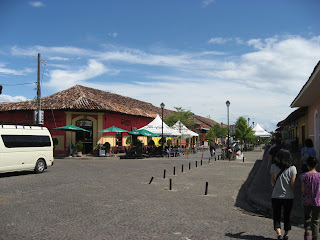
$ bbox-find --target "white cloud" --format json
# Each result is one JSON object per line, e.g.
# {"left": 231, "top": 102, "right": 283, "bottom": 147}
{"left": 208, "top": 37, "right": 229, "bottom": 44}
{"left": 0, "top": 63, "right": 33, "bottom": 75}
{"left": 0, "top": 95, "right": 28, "bottom": 103}
{"left": 29, "top": 1, "right": 45, "bottom": 7}
{"left": 202, "top": 0, "right": 215, "bottom": 7}
{"left": 48, "top": 56, "right": 70, "bottom": 61}
{"left": 46, "top": 59, "right": 108, "bottom": 90}
{"left": 108, "top": 32, "right": 118, "bottom": 38}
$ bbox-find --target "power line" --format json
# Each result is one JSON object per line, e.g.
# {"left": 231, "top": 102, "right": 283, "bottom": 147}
{"left": 2, "top": 82, "right": 35, "bottom": 86}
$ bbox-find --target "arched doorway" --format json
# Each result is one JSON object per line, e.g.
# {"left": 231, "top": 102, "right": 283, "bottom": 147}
{"left": 76, "top": 119, "right": 93, "bottom": 154}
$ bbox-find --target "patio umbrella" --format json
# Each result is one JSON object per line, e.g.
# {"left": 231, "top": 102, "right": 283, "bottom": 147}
{"left": 128, "top": 129, "right": 159, "bottom": 137}
{"left": 98, "top": 126, "right": 128, "bottom": 133}
{"left": 55, "top": 125, "right": 91, "bottom": 132}
{"left": 98, "top": 126, "right": 128, "bottom": 147}
{"left": 54, "top": 125, "right": 91, "bottom": 156}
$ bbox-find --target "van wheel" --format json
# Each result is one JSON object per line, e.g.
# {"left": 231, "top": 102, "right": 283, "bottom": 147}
{"left": 35, "top": 159, "right": 45, "bottom": 173}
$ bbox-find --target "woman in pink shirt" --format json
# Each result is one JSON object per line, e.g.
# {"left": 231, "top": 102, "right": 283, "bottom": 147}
{"left": 301, "top": 156, "right": 320, "bottom": 240}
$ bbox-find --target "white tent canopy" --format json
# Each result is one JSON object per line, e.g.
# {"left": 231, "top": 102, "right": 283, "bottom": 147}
{"left": 139, "top": 115, "right": 181, "bottom": 136}
{"left": 172, "top": 120, "right": 199, "bottom": 138}
{"left": 252, "top": 123, "right": 272, "bottom": 137}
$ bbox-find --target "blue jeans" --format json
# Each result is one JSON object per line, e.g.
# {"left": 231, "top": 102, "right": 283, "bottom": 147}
{"left": 304, "top": 205, "right": 320, "bottom": 239}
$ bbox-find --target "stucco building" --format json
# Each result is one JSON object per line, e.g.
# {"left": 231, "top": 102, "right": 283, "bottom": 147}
{"left": 291, "top": 61, "right": 320, "bottom": 158}
{"left": 0, "top": 85, "right": 220, "bottom": 156}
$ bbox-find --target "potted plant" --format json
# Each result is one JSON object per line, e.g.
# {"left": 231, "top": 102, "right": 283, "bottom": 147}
{"left": 73, "top": 140, "right": 83, "bottom": 157}
{"left": 92, "top": 144, "right": 100, "bottom": 156}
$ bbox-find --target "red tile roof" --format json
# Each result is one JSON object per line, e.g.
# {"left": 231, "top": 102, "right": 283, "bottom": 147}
{"left": 0, "top": 85, "right": 222, "bottom": 128}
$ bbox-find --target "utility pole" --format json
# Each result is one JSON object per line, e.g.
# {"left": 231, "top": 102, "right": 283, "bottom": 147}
{"left": 36, "top": 53, "right": 41, "bottom": 124}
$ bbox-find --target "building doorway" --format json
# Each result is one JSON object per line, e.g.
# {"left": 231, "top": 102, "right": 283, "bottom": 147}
{"left": 76, "top": 119, "right": 93, "bottom": 154}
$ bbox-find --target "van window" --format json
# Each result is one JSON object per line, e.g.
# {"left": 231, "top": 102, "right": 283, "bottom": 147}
{"left": 1, "top": 135, "right": 52, "bottom": 148}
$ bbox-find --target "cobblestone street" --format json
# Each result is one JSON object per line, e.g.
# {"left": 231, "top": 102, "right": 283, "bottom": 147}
{"left": 0, "top": 150, "right": 302, "bottom": 240}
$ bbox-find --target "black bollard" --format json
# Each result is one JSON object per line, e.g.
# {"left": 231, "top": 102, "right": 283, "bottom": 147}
{"left": 209, "top": 158, "right": 210, "bottom": 163}
{"left": 196, "top": 161, "right": 198, "bottom": 167}
{"left": 163, "top": 169, "right": 166, "bottom": 179}
{"left": 182, "top": 164, "right": 184, "bottom": 173}
{"left": 173, "top": 167, "right": 176, "bottom": 175}
{"left": 201, "top": 159, "right": 203, "bottom": 165}
{"left": 205, "top": 182, "right": 208, "bottom": 195}
{"left": 149, "top": 176, "right": 154, "bottom": 184}
{"left": 218, "top": 155, "right": 220, "bottom": 160}
{"left": 243, "top": 157, "right": 245, "bottom": 163}
{"left": 169, "top": 178, "right": 172, "bottom": 190}
{"left": 189, "top": 162, "right": 191, "bottom": 170}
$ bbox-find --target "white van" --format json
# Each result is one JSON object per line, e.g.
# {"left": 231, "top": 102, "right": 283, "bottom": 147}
{"left": 0, "top": 124, "right": 54, "bottom": 174}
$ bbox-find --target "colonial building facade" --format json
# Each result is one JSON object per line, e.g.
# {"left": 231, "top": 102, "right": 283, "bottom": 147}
{"left": 0, "top": 85, "right": 220, "bottom": 156}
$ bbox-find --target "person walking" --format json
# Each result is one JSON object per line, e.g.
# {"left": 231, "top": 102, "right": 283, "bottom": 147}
{"left": 301, "top": 139, "right": 317, "bottom": 173}
{"left": 209, "top": 140, "right": 216, "bottom": 157}
{"left": 300, "top": 156, "right": 320, "bottom": 240}
{"left": 270, "top": 149, "right": 297, "bottom": 240}
{"left": 268, "top": 138, "right": 282, "bottom": 168}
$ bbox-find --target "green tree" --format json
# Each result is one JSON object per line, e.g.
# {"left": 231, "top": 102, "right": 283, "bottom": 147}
{"left": 235, "top": 117, "right": 255, "bottom": 149}
{"left": 164, "top": 107, "right": 195, "bottom": 127}
{"left": 205, "top": 124, "right": 228, "bottom": 142}
{"left": 205, "top": 128, "right": 216, "bottom": 141}
{"left": 212, "top": 124, "right": 228, "bottom": 138}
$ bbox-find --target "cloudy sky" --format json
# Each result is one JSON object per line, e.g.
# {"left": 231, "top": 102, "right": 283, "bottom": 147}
{"left": 0, "top": 0, "right": 319, "bottom": 131}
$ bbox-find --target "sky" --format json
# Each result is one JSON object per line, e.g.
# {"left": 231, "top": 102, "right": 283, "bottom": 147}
{"left": 0, "top": 0, "right": 319, "bottom": 132}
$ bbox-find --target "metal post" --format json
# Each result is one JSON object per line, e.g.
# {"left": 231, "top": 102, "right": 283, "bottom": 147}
{"left": 149, "top": 176, "right": 154, "bottom": 184}
{"left": 160, "top": 102, "right": 165, "bottom": 157}
{"left": 226, "top": 100, "right": 230, "bottom": 161}
{"left": 205, "top": 182, "right": 209, "bottom": 195}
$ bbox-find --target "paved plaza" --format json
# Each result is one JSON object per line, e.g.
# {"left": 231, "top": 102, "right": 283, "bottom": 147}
{"left": 0, "top": 149, "right": 303, "bottom": 240}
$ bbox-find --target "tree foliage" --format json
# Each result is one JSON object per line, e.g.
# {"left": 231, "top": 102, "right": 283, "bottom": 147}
{"left": 205, "top": 128, "right": 216, "bottom": 141}
{"left": 205, "top": 124, "right": 228, "bottom": 141}
{"left": 235, "top": 116, "right": 255, "bottom": 143}
{"left": 164, "top": 107, "right": 195, "bottom": 127}
{"left": 212, "top": 124, "right": 228, "bottom": 138}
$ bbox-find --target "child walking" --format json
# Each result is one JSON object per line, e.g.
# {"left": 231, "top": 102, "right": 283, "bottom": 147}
{"left": 301, "top": 156, "right": 320, "bottom": 240}
{"left": 270, "top": 149, "right": 297, "bottom": 240}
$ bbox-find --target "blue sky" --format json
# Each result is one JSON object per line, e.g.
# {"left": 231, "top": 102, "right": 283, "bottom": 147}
{"left": 0, "top": 0, "right": 319, "bottom": 131}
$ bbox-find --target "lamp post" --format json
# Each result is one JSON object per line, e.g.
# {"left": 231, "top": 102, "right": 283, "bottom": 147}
{"left": 160, "top": 102, "right": 165, "bottom": 157}
{"left": 248, "top": 118, "right": 250, "bottom": 127}
{"left": 226, "top": 100, "right": 230, "bottom": 160}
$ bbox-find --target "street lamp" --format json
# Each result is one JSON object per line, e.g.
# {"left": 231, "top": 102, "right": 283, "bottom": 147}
{"left": 160, "top": 102, "right": 165, "bottom": 156}
{"left": 248, "top": 118, "right": 250, "bottom": 127}
{"left": 226, "top": 100, "right": 230, "bottom": 160}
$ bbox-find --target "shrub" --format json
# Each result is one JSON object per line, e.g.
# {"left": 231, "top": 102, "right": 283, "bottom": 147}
{"left": 75, "top": 141, "right": 83, "bottom": 152}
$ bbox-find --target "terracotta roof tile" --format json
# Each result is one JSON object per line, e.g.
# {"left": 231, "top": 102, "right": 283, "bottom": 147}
{"left": 0, "top": 85, "right": 221, "bottom": 127}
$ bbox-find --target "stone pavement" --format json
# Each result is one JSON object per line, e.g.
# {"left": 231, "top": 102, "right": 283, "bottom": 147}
{"left": 0, "top": 147, "right": 304, "bottom": 240}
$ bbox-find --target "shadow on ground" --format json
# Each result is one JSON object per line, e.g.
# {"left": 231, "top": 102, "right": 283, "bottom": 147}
{"left": 226, "top": 231, "right": 274, "bottom": 240}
